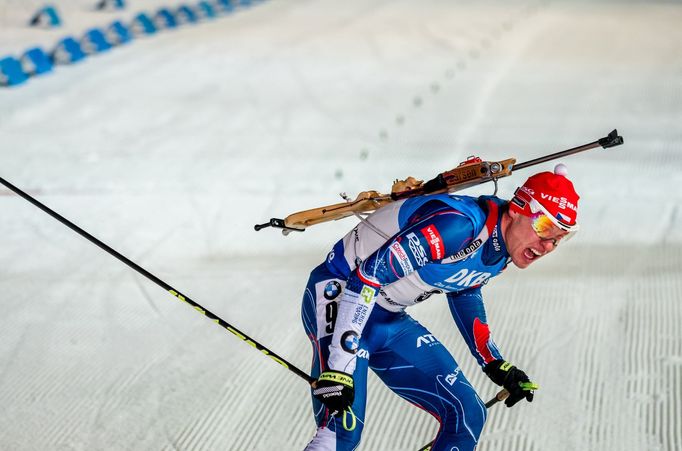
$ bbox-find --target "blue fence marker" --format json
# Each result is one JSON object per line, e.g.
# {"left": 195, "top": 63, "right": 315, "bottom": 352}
{"left": 82, "top": 28, "right": 113, "bottom": 54}
{"left": 131, "top": 13, "right": 157, "bottom": 35}
{"left": 177, "top": 5, "right": 199, "bottom": 24}
{"left": 96, "top": 0, "right": 126, "bottom": 10}
{"left": 197, "top": 1, "right": 216, "bottom": 19}
{"left": 7, "top": 0, "right": 268, "bottom": 88}
{"left": 107, "top": 21, "right": 133, "bottom": 45}
{"left": 0, "top": 56, "right": 29, "bottom": 86}
{"left": 155, "top": 8, "right": 178, "bottom": 29}
{"left": 51, "top": 36, "right": 87, "bottom": 64}
{"left": 21, "top": 47, "right": 53, "bottom": 76}
{"left": 29, "top": 5, "right": 62, "bottom": 27}
{"left": 216, "top": 0, "right": 234, "bottom": 13}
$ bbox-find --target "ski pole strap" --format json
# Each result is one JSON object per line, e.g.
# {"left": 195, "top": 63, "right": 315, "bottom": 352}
{"left": 342, "top": 407, "right": 357, "bottom": 432}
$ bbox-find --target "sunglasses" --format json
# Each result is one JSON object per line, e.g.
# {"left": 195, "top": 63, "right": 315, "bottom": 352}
{"left": 526, "top": 197, "right": 579, "bottom": 246}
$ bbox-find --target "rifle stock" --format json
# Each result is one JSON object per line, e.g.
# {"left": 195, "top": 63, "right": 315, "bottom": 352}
{"left": 273, "top": 157, "right": 515, "bottom": 231}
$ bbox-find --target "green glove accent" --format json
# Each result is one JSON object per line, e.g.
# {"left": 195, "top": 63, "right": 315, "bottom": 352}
{"left": 318, "top": 371, "right": 354, "bottom": 388}
{"left": 519, "top": 381, "right": 539, "bottom": 391}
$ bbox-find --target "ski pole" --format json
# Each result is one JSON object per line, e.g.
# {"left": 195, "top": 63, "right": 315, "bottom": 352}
{"left": 0, "top": 176, "right": 315, "bottom": 385}
{"left": 484, "top": 388, "right": 510, "bottom": 408}
{"left": 416, "top": 389, "right": 509, "bottom": 451}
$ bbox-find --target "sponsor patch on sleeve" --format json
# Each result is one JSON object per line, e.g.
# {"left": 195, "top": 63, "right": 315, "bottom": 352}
{"left": 389, "top": 241, "right": 414, "bottom": 275}
{"left": 407, "top": 232, "right": 428, "bottom": 266}
{"left": 360, "top": 286, "right": 376, "bottom": 304}
{"left": 340, "top": 331, "right": 360, "bottom": 354}
{"left": 420, "top": 225, "right": 444, "bottom": 260}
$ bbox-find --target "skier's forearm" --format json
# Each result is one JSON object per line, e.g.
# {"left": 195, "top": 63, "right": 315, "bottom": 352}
{"left": 447, "top": 290, "right": 503, "bottom": 367}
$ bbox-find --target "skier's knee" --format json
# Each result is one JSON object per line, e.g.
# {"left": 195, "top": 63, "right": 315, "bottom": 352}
{"left": 433, "top": 392, "right": 486, "bottom": 450}
{"left": 466, "top": 396, "right": 487, "bottom": 439}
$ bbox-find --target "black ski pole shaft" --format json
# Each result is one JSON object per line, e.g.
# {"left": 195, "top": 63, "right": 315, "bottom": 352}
{"left": 484, "top": 388, "right": 509, "bottom": 408}
{"left": 512, "top": 129, "right": 623, "bottom": 171}
{"left": 0, "top": 176, "right": 315, "bottom": 385}
{"left": 415, "top": 389, "right": 509, "bottom": 451}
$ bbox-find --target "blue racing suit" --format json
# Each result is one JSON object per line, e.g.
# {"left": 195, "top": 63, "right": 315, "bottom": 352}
{"left": 301, "top": 194, "right": 510, "bottom": 451}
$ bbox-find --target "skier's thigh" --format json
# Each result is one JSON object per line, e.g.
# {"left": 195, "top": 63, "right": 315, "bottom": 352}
{"left": 370, "top": 317, "right": 487, "bottom": 448}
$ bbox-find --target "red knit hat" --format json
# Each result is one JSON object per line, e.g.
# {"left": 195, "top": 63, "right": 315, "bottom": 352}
{"left": 509, "top": 164, "right": 580, "bottom": 231}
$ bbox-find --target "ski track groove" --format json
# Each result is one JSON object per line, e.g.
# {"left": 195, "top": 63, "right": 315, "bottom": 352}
{"left": 2, "top": 233, "right": 680, "bottom": 451}
{"left": 2, "top": 1, "right": 682, "bottom": 450}
{"left": 169, "top": 320, "right": 302, "bottom": 450}
{"left": 189, "top": 364, "right": 253, "bottom": 451}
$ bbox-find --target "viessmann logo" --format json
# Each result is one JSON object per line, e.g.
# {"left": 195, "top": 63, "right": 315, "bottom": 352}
{"left": 539, "top": 193, "right": 577, "bottom": 212}
{"left": 420, "top": 225, "right": 443, "bottom": 260}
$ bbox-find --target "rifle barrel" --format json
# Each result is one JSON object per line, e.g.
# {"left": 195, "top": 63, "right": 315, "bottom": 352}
{"left": 513, "top": 129, "right": 623, "bottom": 171}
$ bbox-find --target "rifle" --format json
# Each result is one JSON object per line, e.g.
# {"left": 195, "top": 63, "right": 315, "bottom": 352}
{"left": 255, "top": 130, "right": 623, "bottom": 235}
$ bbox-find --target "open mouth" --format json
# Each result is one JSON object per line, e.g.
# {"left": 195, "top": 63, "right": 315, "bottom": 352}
{"left": 523, "top": 247, "right": 543, "bottom": 261}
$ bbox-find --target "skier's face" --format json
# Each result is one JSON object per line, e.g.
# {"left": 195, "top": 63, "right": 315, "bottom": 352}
{"left": 504, "top": 210, "right": 567, "bottom": 269}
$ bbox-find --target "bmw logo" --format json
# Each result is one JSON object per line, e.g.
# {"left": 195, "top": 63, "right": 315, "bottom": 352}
{"left": 341, "top": 331, "right": 359, "bottom": 354}
{"left": 323, "top": 281, "right": 342, "bottom": 300}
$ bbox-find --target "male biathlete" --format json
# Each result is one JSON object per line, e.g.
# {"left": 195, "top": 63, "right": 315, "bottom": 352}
{"left": 301, "top": 165, "right": 579, "bottom": 450}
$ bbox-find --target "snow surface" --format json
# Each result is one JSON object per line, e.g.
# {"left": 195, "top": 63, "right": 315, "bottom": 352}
{"left": 1, "top": 0, "right": 681, "bottom": 450}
